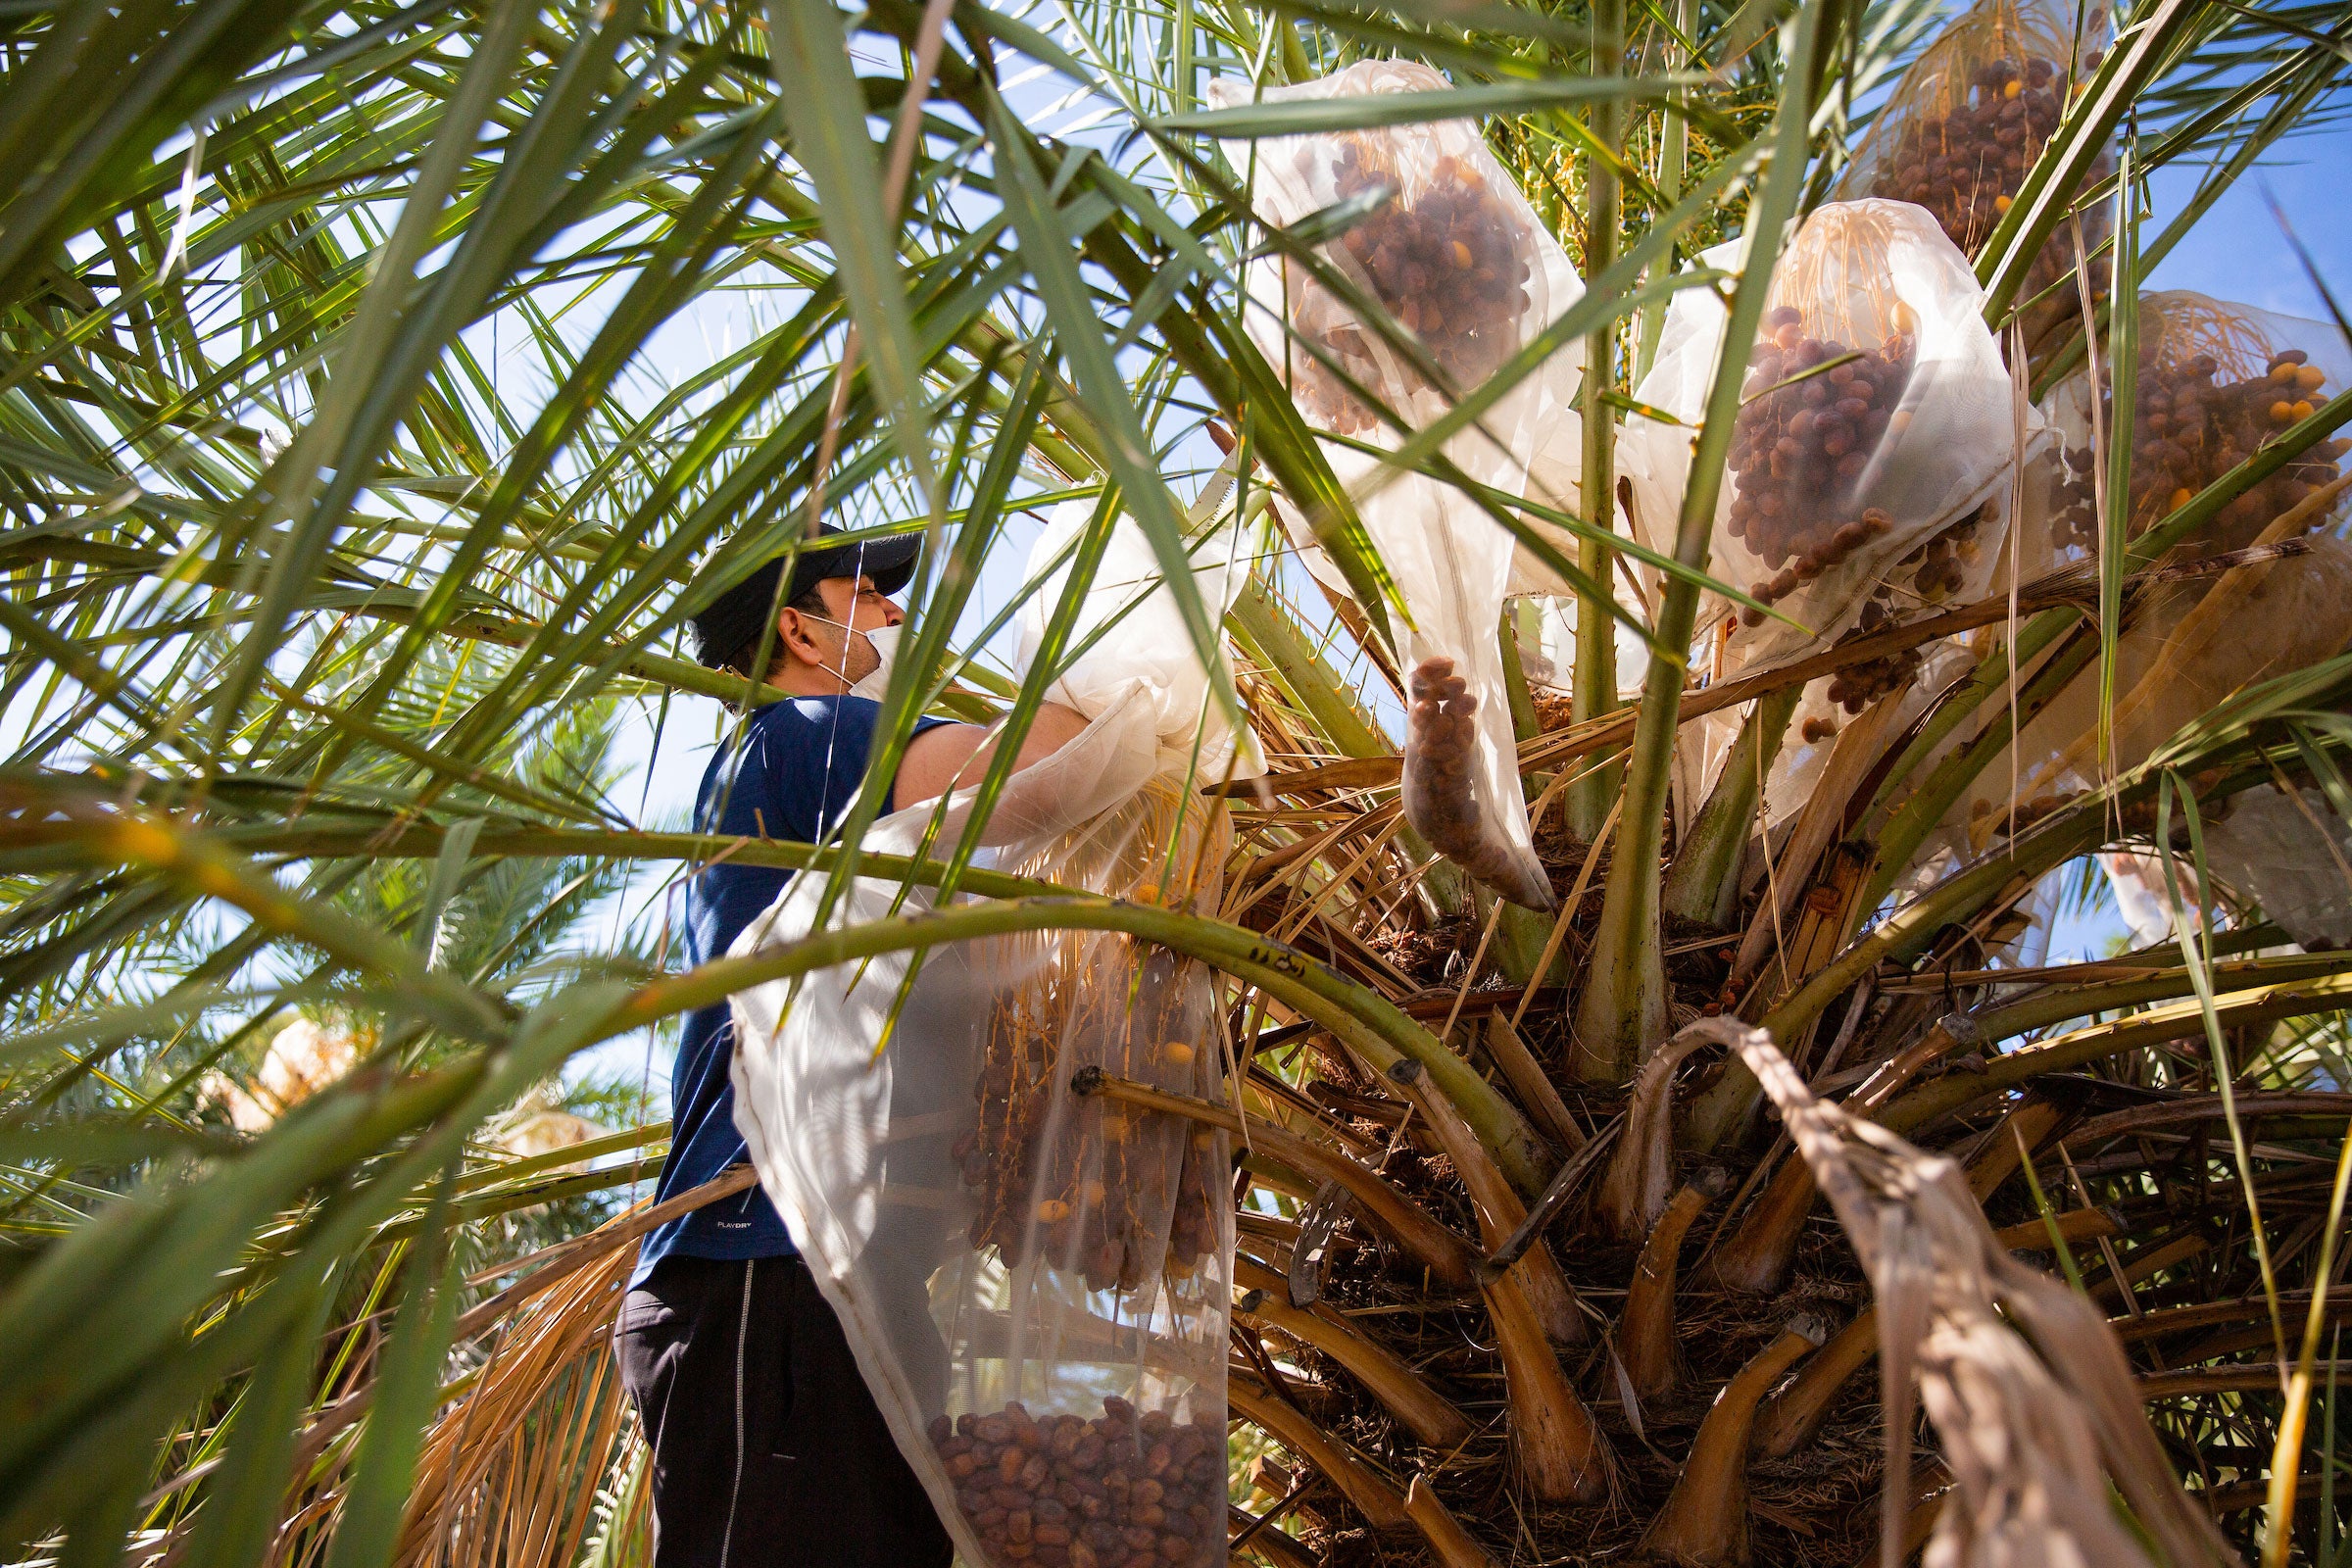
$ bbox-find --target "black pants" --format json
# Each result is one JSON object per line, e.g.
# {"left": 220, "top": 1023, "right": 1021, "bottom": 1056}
{"left": 614, "top": 1253, "right": 953, "bottom": 1568}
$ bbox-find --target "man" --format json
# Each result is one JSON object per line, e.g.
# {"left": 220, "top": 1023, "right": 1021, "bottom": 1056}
{"left": 615, "top": 526, "right": 1086, "bottom": 1568}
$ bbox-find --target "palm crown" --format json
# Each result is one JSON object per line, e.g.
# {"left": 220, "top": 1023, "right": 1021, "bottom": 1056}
{"left": 3, "top": 0, "right": 2350, "bottom": 1563}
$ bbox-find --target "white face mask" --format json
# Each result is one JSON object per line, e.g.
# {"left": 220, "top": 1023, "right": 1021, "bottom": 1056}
{"left": 800, "top": 611, "right": 900, "bottom": 698}
{"left": 847, "top": 622, "right": 901, "bottom": 700}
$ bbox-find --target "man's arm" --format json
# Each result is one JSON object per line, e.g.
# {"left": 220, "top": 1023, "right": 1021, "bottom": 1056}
{"left": 891, "top": 702, "right": 1092, "bottom": 808}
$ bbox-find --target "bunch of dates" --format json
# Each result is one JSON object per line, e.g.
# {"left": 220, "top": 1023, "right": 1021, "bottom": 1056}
{"left": 1825, "top": 505, "right": 1989, "bottom": 714}
{"left": 930, "top": 1398, "right": 1225, "bottom": 1568}
{"left": 1727, "top": 306, "right": 1912, "bottom": 622}
{"left": 956, "top": 945, "right": 1220, "bottom": 1292}
{"left": 2052, "top": 347, "right": 2350, "bottom": 556}
{"left": 1877, "top": 54, "right": 2077, "bottom": 253}
{"left": 1401, "top": 656, "right": 1554, "bottom": 907}
{"left": 1285, "top": 139, "right": 1537, "bottom": 432}
{"left": 1868, "top": 51, "right": 2108, "bottom": 341}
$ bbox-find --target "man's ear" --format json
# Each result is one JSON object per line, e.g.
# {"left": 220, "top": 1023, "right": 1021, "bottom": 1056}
{"left": 773, "top": 606, "right": 822, "bottom": 664}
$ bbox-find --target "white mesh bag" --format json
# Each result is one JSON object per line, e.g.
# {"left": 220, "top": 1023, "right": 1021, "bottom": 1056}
{"left": 2035, "top": 291, "right": 2352, "bottom": 572}
{"left": 729, "top": 508, "right": 1260, "bottom": 1568}
{"left": 1620, "top": 200, "right": 2034, "bottom": 813}
{"left": 1961, "top": 534, "right": 2352, "bottom": 842}
{"left": 1625, "top": 200, "right": 2027, "bottom": 669}
{"left": 1212, "top": 60, "right": 1576, "bottom": 908}
{"left": 2201, "top": 786, "right": 2352, "bottom": 951}
{"left": 1832, "top": 0, "right": 2115, "bottom": 352}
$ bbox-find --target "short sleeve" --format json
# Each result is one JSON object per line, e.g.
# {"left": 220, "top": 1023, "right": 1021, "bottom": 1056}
{"left": 701, "top": 697, "right": 956, "bottom": 845}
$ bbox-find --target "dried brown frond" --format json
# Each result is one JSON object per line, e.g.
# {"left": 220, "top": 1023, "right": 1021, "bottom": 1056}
{"left": 1707, "top": 1019, "right": 2241, "bottom": 1568}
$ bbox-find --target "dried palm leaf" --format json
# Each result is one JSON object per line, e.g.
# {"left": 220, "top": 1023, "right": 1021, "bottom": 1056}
{"left": 1697, "top": 1016, "right": 2240, "bottom": 1568}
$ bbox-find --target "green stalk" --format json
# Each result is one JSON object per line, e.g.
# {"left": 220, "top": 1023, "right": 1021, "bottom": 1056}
{"left": 1858, "top": 608, "right": 2080, "bottom": 839}
{"left": 1566, "top": 0, "right": 1625, "bottom": 847}
{"left": 1954, "top": 950, "right": 2352, "bottom": 1049}
{"left": 601, "top": 891, "right": 1557, "bottom": 1198}
{"left": 1632, "top": 0, "right": 1695, "bottom": 387}
{"left": 1685, "top": 746, "right": 2265, "bottom": 1152}
{"left": 1499, "top": 603, "right": 1543, "bottom": 745}
{"left": 1572, "top": 0, "right": 1830, "bottom": 1083}
{"left": 1764, "top": 750, "right": 2312, "bottom": 1067}
{"left": 3, "top": 809, "right": 1552, "bottom": 1190}
{"left": 1228, "top": 572, "right": 1389, "bottom": 759}
{"left": 2263, "top": 1115, "right": 2352, "bottom": 1567}
{"left": 1661, "top": 687, "right": 1798, "bottom": 928}
{"left": 1856, "top": 618, "right": 2097, "bottom": 915}
{"left": 1881, "top": 970, "right": 2352, "bottom": 1136}
{"left": 2094, "top": 144, "right": 2140, "bottom": 786}
{"left": 1765, "top": 801, "right": 2117, "bottom": 1047}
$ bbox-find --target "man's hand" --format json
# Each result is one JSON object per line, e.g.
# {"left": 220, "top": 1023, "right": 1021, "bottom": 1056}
{"left": 892, "top": 702, "right": 1091, "bottom": 809}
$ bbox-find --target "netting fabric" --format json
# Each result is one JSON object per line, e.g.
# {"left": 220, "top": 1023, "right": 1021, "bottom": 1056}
{"left": 1620, "top": 199, "right": 2032, "bottom": 808}
{"left": 2038, "top": 291, "right": 2352, "bottom": 566}
{"left": 1965, "top": 533, "right": 2352, "bottom": 838}
{"left": 2201, "top": 787, "right": 2352, "bottom": 951}
{"left": 1961, "top": 295, "right": 2352, "bottom": 838}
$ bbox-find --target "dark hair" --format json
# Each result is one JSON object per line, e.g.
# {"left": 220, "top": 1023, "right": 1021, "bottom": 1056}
{"left": 715, "top": 579, "right": 835, "bottom": 680}
{"left": 689, "top": 525, "right": 918, "bottom": 672}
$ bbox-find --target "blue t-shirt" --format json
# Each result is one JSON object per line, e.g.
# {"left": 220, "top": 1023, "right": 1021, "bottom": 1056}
{"left": 632, "top": 695, "right": 950, "bottom": 1285}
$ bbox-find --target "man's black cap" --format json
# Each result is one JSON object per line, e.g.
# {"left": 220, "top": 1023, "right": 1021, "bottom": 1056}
{"left": 689, "top": 525, "right": 920, "bottom": 671}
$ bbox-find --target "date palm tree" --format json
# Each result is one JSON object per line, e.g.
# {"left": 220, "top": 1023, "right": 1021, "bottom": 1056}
{"left": 2, "top": 0, "right": 2350, "bottom": 1564}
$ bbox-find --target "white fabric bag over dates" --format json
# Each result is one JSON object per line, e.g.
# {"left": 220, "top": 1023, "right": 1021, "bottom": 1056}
{"left": 1622, "top": 199, "right": 2026, "bottom": 671}
{"left": 1210, "top": 60, "right": 1572, "bottom": 909}
{"left": 1955, "top": 293, "right": 2352, "bottom": 844}
{"left": 1620, "top": 199, "right": 2030, "bottom": 809}
{"left": 728, "top": 505, "right": 1260, "bottom": 1568}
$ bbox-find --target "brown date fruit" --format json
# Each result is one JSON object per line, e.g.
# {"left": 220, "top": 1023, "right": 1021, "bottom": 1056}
{"left": 1401, "top": 656, "right": 1554, "bottom": 908}
{"left": 1283, "top": 139, "right": 1538, "bottom": 434}
{"left": 932, "top": 1399, "right": 1225, "bottom": 1568}
{"left": 1858, "top": 43, "right": 2111, "bottom": 345}
{"left": 2053, "top": 331, "right": 2347, "bottom": 560}
{"left": 1729, "top": 306, "right": 1911, "bottom": 624}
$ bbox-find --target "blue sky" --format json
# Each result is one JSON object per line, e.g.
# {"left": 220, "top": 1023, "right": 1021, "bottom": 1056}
{"left": 2145, "top": 131, "right": 2351, "bottom": 319}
